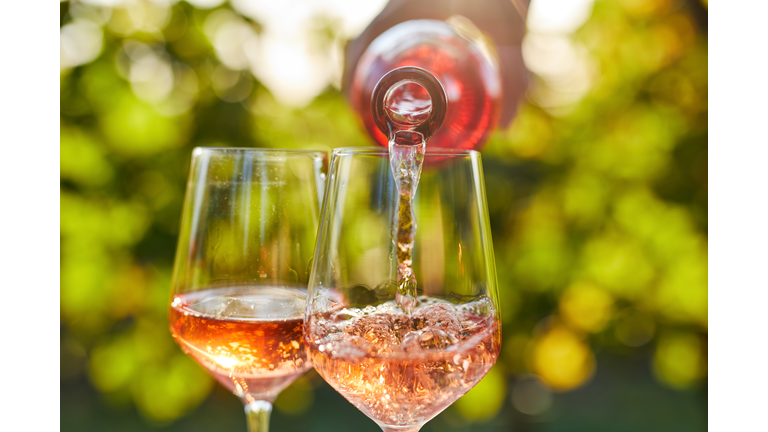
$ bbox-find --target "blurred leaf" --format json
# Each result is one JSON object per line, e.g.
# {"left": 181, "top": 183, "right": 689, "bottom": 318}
{"left": 653, "top": 331, "right": 705, "bottom": 389}
{"left": 275, "top": 375, "right": 315, "bottom": 415}
{"left": 60, "top": 127, "right": 114, "bottom": 186}
{"left": 100, "top": 95, "right": 190, "bottom": 156}
{"left": 559, "top": 282, "right": 614, "bottom": 333}
{"left": 454, "top": 364, "right": 507, "bottom": 421}
{"left": 530, "top": 324, "right": 595, "bottom": 391}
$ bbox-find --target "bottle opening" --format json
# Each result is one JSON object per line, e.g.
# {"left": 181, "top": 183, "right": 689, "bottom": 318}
{"left": 371, "top": 67, "right": 447, "bottom": 142}
{"left": 384, "top": 80, "right": 432, "bottom": 128}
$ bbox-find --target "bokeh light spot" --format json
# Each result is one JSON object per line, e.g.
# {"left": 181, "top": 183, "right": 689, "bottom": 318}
{"left": 653, "top": 332, "right": 705, "bottom": 389}
{"left": 615, "top": 307, "right": 656, "bottom": 347}
{"left": 511, "top": 374, "right": 554, "bottom": 415}
{"left": 528, "top": 0, "right": 596, "bottom": 34}
{"left": 559, "top": 282, "right": 614, "bottom": 333}
{"left": 60, "top": 19, "right": 103, "bottom": 71}
{"left": 454, "top": 364, "right": 507, "bottom": 421}
{"left": 274, "top": 374, "right": 315, "bottom": 415}
{"left": 89, "top": 335, "right": 139, "bottom": 393}
{"left": 531, "top": 324, "right": 595, "bottom": 391}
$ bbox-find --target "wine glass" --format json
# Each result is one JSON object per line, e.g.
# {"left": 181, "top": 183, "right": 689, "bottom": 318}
{"left": 304, "top": 147, "right": 501, "bottom": 432}
{"left": 169, "top": 147, "right": 327, "bottom": 432}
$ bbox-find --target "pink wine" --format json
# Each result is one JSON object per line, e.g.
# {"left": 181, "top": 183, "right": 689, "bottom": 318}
{"left": 307, "top": 297, "right": 500, "bottom": 428}
{"left": 169, "top": 286, "right": 311, "bottom": 402}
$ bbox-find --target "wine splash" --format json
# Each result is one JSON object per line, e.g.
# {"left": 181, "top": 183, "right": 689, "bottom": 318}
{"left": 308, "top": 296, "right": 500, "bottom": 428}
{"left": 372, "top": 67, "right": 447, "bottom": 315}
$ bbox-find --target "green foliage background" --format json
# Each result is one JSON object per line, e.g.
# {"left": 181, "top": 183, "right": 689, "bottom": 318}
{"left": 61, "top": 0, "right": 707, "bottom": 430}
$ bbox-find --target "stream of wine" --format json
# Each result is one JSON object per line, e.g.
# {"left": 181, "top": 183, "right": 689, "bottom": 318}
{"left": 389, "top": 131, "right": 426, "bottom": 315}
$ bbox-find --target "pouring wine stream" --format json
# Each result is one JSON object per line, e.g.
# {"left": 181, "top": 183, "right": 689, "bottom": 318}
{"left": 371, "top": 67, "right": 448, "bottom": 315}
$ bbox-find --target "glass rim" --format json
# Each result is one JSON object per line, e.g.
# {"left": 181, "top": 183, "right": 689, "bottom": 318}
{"left": 332, "top": 146, "right": 480, "bottom": 157}
{"left": 193, "top": 146, "right": 327, "bottom": 157}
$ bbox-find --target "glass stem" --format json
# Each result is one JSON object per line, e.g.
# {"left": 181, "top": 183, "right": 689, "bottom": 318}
{"left": 381, "top": 427, "right": 421, "bottom": 432}
{"left": 245, "top": 400, "right": 272, "bottom": 432}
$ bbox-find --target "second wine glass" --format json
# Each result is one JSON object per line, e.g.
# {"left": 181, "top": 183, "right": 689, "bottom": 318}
{"left": 305, "top": 147, "right": 501, "bottom": 432}
{"left": 169, "top": 147, "right": 326, "bottom": 432}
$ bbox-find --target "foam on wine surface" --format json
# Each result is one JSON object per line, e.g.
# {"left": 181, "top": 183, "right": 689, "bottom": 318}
{"left": 308, "top": 296, "right": 500, "bottom": 428}
{"left": 169, "top": 286, "right": 310, "bottom": 402}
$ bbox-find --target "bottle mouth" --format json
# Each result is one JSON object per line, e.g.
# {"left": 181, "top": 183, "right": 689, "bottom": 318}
{"left": 370, "top": 66, "right": 447, "bottom": 141}
{"left": 384, "top": 80, "right": 433, "bottom": 128}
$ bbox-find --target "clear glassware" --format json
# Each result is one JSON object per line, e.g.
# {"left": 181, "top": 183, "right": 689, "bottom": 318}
{"left": 304, "top": 147, "right": 501, "bottom": 432}
{"left": 169, "top": 147, "right": 327, "bottom": 432}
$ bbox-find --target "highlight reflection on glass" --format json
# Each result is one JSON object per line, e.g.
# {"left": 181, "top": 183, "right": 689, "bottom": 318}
{"left": 168, "top": 148, "right": 326, "bottom": 432}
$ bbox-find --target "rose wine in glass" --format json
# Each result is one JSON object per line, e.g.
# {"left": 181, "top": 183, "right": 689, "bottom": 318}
{"left": 305, "top": 146, "right": 500, "bottom": 432}
{"left": 169, "top": 148, "right": 326, "bottom": 432}
{"left": 309, "top": 297, "right": 500, "bottom": 427}
{"left": 170, "top": 286, "right": 310, "bottom": 401}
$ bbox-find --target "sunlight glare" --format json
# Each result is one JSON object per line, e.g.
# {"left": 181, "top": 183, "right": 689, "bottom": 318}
{"left": 528, "top": 0, "right": 595, "bottom": 35}
{"left": 61, "top": 19, "right": 104, "bottom": 71}
{"left": 186, "top": 0, "right": 226, "bottom": 9}
{"left": 227, "top": 0, "right": 387, "bottom": 107}
{"left": 214, "top": 355, "right": 240, "bottom": 369}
